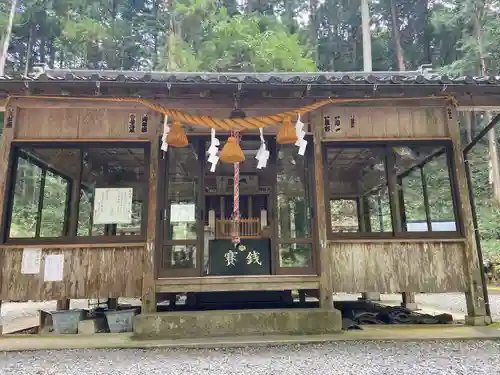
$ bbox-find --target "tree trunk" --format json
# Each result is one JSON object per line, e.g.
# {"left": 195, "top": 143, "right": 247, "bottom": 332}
{"left": 488, "top": 126, "right": 500, "bottom": 202}
{"left": 361, "top": 0, "right": 372, "bottom": 72}
{"left": 421, "top": 0, "right": 431, "bottom": 64}
{"left": 309, "top": 0, "right": 319, "bottom": 65}
{"left": 473, "top": 2, "right": 500, "bottom": 203}
{"left": 48, "top": 37, "right": 56, "bottom": 69}
{"left": 389, "top": 0, "right": 405, "bottom": 71}
{"left": 24, "top": 22, "right": 35, "bottom": 77}
{"left": 152, "top": 0, "right": 159, "bottom": 70}
{"left": 0, "top": 0, "right": 18, "bottom": 76}
{"left": 464, "top": 111, "right": 473, "bottom": 144}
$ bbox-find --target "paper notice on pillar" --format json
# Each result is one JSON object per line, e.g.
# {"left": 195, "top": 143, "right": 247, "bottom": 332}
{"left": 21, "top": 248, "right": 42, "bottom": 274}
{"left": 43, "top": 254, "right": 65, "bottom": 282}
{"left": 93, "top": 187, "right": 133, "bottom": 224}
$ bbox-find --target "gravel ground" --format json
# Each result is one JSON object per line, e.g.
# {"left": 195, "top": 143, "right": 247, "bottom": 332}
{"left": 415, "top": 293, "right": 500, "bottom": 320}
{"left": 1, "top": 341, "right": 499, "bottom": 375}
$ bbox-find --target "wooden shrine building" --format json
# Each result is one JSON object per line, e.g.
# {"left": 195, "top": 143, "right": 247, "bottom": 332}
{"left": 0, "top": 68, "right": 499, "bottom": 336}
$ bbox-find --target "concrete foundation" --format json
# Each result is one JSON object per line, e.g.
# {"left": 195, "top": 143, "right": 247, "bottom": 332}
{"left": 133, "top": 308, "right": 343, "bottom": 340}
{"left": 465, "top": 315, "right": 492, "bottom": 326}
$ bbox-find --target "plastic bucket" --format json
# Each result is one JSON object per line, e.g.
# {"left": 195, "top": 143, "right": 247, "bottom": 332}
{"left": 51, "top": 309, "right": 86, "bottom": 334}
{"left": 104, "top": 309, "right": 137, "bottom": 333}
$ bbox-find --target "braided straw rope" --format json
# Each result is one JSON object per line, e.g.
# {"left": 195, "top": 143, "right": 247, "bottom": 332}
{"left": 4, "top": 95, "right": 457, "bottom": 131}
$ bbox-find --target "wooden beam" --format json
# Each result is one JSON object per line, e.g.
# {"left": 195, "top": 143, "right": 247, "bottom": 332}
{"left": 459, "top": 106, "right": 500, "bottom": 112}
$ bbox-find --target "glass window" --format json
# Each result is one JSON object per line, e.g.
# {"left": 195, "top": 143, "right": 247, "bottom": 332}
{"left": 323, "top": 141, "right": 459, "bottom": 238}
{"left": 166, "top": 146, "right": 198, "bottom": 241}
{"left": 366, "top": 187, "right": 392, "bottom": 233}
{"left": 161, "top": 244, "right": 197, "bottom": 270}
{"left": 279, "top": 243, "right": 313, "bottom": 268}
{"left": 5, "top": 144, "right": 149, "bottom": 242}
{"left": 397, "top": 146, "right": 458, "bottom": 233}
{"left": 422, "top": 154, "right": 457, "bottom": 230}
{"left": 401, "top": 169, "right": 427, "bottom": 229}
{"left": 40, "top": 170, "right": 69, "bottom": 237}
{"left": 159, "top": 145, "right": 200, "bottom": 276}
{"left": 276, "top": 144, "right": 313, "bottom": 270}
{"left": 329, "top": 199, "right": 359, "bottom": 232}
{"left": 76, "top": 147, "right": 146, "bottom": 237}
{"left": 9, "top": 156, "right": 44, "bottom": 238}
{"left": 325, "top": 145, "right": 393, "bottom": 235}
{"left": 276, "top": 145, "right": 312, "bottom": 239}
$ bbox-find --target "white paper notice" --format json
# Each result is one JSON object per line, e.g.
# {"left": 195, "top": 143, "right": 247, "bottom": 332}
{"left": 170, "top": 203, "right": 196, "bottom": 222}
{"left": 21, "top": 248, "right": 42, "bottom": 274}
{"left": 44, "top": 254, "right": 64, "bottom": 282}
{"left": 93, "top": 188, "right": 133, "bottom": 225}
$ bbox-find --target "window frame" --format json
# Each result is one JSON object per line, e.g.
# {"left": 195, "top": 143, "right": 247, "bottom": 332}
{"left": 1, "top": 141, "right": 150, "bottom": 245}
{"left": 322, "top": 139, "right": 463, "bottom": 240}
{"left": 273, "top": 136, "right": 318, "bottom": 275}
{"left": 157, "top": 137, "right": 204, "bottom": 278}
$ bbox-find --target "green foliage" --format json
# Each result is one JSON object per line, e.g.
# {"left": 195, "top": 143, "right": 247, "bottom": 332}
{"left": 10, "top": 159, "right": 68, "bottom": 238}
{"left": 1, "top": 0, "right": 499, "bottom": 74}
{"left": 197, "top": 14, "right": 315, "bottom": 72}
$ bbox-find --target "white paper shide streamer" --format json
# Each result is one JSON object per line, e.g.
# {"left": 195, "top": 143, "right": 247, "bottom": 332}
{"left": 295, "top": 114, "right": 307, "bottom": 156}
{"left": 160, "top": 115, "right": 170, "bottom": 152}
{"left": 255, "top": 128, "right": 270, "bottom": 169}
{"left": 207, "top": 128, "right": 220, "bottom": 172}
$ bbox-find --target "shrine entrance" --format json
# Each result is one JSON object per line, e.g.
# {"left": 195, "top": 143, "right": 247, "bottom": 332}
{"left": 156, "top": 133, "right": 317, "bottom": 279}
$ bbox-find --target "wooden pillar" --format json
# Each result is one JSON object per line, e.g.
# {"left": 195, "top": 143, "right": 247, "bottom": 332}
{"left": 0, "top": 110, "right": 15, "bottom": 326}
{"left": 312, "top": 113, "right": 334, "bottom": 309}
{"left": 446, "top": 106, "right": 489, "bottom": 325}
{"left": 56, "top": 299, "right": 70, "bottom": 310}
{"left": 107, "top": 298, "right": 118, "bottom": 310}
{"left": 141, "top": 129, "right": 159, "bottom": 313}
{"left": 0, "top": 107, "right": 15, "bottom": 241}
{"left": 358, "top": 197, "right": 381, "bottom": 301}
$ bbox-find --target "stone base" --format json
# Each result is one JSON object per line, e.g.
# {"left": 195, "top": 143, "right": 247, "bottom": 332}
{"left": 78, "top": 320, "right": 98, "bottom": 335}
{"left": 401, "top": 303, "right": 419, "bottom": 311}
{"left": 465, "top": 315, "right": 492, "bottom": 326}
{"left": 133, "top": 308, "right": 342, "bottom": 340}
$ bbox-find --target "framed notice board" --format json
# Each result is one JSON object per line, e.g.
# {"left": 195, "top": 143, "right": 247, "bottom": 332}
{"left": 207, "top": 239, "right": 271, "bottom": 276}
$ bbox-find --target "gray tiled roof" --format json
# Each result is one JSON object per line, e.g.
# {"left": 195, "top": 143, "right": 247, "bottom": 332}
{"left": 1, "top": 68, "right": 500, "bottom": 86}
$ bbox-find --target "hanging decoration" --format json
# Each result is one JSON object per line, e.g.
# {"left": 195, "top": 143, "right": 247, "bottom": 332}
{"left": 294, "top": 114, "right": 307, "bottom": 156}
{"left": 207, "top": 128, "right": 220, "bottom": 172}
{"left": 255, "top": 128, "right": 270, "bottom": 169}
{"left": 231, "top": 131, "right": 241, "bottom": 245}
{"left": 277, "top": 116, "right": 298, "bottom": 144}
{"left": 219, "top": 135, "right": 245, "bottom": 164}
{"left": 160, "top": 115, "right": 170, "bottom": 152}
{"left": 166, "top": 120, "right": 188, "bottom": 147}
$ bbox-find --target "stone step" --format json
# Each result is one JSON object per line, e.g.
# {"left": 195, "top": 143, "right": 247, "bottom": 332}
{"left": 133, "top": 308, "right": 342, "bottom": 340}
